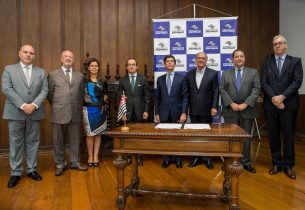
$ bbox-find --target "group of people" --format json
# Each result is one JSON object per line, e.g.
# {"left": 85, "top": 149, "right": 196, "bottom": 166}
{"left": 154, "top": 35, "right": 303, "bottom": 181}
{"left": 2, "top": 47, "right": 109, "bottom": 188}
{"left": 1, "top": 34, "right": 303, "bottom": 189}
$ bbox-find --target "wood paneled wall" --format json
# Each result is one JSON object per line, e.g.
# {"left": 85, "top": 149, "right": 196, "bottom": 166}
{"left": 0, "top": 0, "right": 282, "bottom": 149}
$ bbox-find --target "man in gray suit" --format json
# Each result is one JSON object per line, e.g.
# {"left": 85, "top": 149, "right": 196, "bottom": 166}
{"left": 219, "top": 49, "right": 260, "bottom": 173}
{"left": 48, "top": 50, "right": 87, "bottom": 176}
{"left": 118, "top": 58, "right": 150, "bottom": 166}
{"left": 2, "top": 44, "right": 48, "bottom": 187}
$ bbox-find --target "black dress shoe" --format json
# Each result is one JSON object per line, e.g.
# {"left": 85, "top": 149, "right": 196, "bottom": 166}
{"left": 137, "top": 155, "right": 143, "bottom": 166}
{"left": 176, "top": 160, "right": 183, "bottom": 168}
{"left": 188, "top": 157, "right": 200, "bottom": 168}
{"left": 284, "top": 167, "right": 296, "bottom": 179}
{"left": 8, "top": 176, "right": 20, "bottom": 188}
{"left": 244, "top": 165, "right": 256, "bottom": 173}
{"left": 269, "top": 165, "right": 282, "bottom": 175}
{"left": 28, "top": 171, "right": 42, "bottom": 181}
{"left": 205, "top": 160, "right": 214, "bottom": 169}
{"left": 162, "top": 160, "right": 170, "bottom": 168}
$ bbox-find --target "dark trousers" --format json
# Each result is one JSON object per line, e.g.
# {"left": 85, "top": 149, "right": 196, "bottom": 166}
{"left": 161, "top": 112, "right": 182, "bottom": 163}
{"left": 224, "top": 116, "right": 253, "bottom": 166}
{"left": 264, "top": 109, "right": 297, "bottom": 168}
{"left": 190, "top": 115, "right": 212, "bottom": 162}
{"left": 128, "top": 108, "right": 143, "bottom": 161}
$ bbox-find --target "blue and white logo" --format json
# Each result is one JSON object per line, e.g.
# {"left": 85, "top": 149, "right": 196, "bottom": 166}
{"left": 206, "top": 54, "right": 220, "bottom": 71}
{"left": 173, "top": 54, "right": 187, "bottom": 72}
{"left": 203, "top": 19, "right": 220, "bottom": 37}
{"left": 154, "top": 38, "right": 170, "bottom": 55}
{"left": 170, "top": 38, "right": 186, "bottom": 54}
{"left": 153, "top": 22, "right": 170, "bottom": 38}
{"left": 154, "top": 55, "right": 166, "bottom": 72}
{"left": 220, "top": 36, "right": 237, "bottom": 54}
{"left": 220, "top": 19, "right": 237, "bottom": 36}
{"left": 170, "top": 20, "right": 186, "bottom": 38}
{"left": 204, "top": 37, "right": 220, "bottom": 54}
{"left": 187, "top": 21, "right": 203, "bottom": 37}
{"left": 186, "top": 37, "right": 203, "bottom": 54}
{"left": 221, "top": 54, "right": 234, "bottom": 71}
{"left": 187, "top": 54, "right": 197, "bottom": 70}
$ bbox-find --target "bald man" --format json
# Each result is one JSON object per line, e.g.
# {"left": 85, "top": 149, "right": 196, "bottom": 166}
{"left": 48, "top": 50, "right": 87, "bottom": 176}
{"left": 2, "top": 44, "right": 48, "bottom": 187}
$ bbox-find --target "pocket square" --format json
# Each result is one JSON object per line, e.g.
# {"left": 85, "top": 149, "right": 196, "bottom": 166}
{"left": 137, "top": 84, "right": 142, "bottom": 87}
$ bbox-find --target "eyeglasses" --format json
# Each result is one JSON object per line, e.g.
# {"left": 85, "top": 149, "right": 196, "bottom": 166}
{"left": 127, "top": 64, "right": 136, "bottom": 67}
{"left": 273, "top": 42, "right": 286, "bottom": 47}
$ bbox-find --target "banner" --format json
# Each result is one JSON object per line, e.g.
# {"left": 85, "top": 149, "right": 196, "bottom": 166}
{"left": 153, "top": 17, "right": 238, "bottom": 122}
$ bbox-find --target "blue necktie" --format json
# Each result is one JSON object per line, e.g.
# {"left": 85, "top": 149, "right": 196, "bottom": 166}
{"left": 236, "top": 68, "right": 241, "bottom": 102}
{"left": 166, "top": 73, "right": 172, "bottom": 95}
{"left": 278, "top": 57, "right": 283, "bottom": 74}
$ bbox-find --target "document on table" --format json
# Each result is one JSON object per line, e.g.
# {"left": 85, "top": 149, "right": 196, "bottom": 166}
{"left": 155, "top": 123, "right": 182, "bottom": 129}
{"left": 183, "top": 123, "right": 211, "bottom": 130}
{"left": 154, "top": 123, "right": 210, "bottom": 130}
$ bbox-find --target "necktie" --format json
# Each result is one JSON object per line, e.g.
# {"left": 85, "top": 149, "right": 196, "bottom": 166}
{"left": 236, "top": 68, "right": 241, "bottom": 102}
{"left": 65, "top": 69, "right": 71, "bottom": 84}
{"left": 131, "top": 75, "right": 135, "bottom": 91}
{"left": 166, "top": 73, "right": 172, "bottom": 95}
{"left": 24, "top": 66, "right": 31, "bottom": 85}
{"left": 277, "top": 57, "right": 283, "bottom": 74}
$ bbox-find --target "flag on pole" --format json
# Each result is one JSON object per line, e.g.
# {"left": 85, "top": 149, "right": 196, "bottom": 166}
{"left": 117, "top": 93, "right": 127, "bottom": 121}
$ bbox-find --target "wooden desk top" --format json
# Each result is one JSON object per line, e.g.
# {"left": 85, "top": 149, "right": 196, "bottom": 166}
{"left": 105, "top": 123, "right": 251, "bottom": 139}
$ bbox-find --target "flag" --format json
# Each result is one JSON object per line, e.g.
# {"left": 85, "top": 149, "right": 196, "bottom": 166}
{"left": 117, "top": 93, "right": 127, "bottom": 121}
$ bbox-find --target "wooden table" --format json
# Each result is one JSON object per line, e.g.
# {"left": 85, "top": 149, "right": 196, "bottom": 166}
{"left": 105, "top": 123, "right": 250, "bottom": 210}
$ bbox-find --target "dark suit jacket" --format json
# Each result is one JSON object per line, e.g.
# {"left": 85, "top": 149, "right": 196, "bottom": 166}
{"left": 261, "top": 54, "right": 303, "bottom": 110}
{"left": 118, "top": 74, "right": 150, "bottom": 122}
{"left": 220, "top": 67, "right": 261, "bottom": 119}
{"left": 47, "top": 68, "right": 84, "bottom": 124}
{"left": 185, "top": 67, "right": 219, "bottom": 117}
{"left": 155, "top": 72, "right": 189, "bottom": 122}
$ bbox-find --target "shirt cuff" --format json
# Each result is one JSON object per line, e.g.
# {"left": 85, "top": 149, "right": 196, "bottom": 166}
{"left": 20, "top": 103, "right": 26, "bottom": 109}
{"left": 32, "top": 103, "right": 38, "bottom": 109}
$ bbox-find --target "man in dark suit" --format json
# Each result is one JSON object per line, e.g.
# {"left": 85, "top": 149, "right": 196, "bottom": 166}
{"left": 155, "top": 55, "right": 189, "bottom": 168}
{"left": 48, "top": 50, "right": 87, "bottom": 176}
{"left": 186, "top": 52, "right": 218, "bottom": 169}
{"left": 2, "top": 44, "right": 48, "bottom": 187}
{"left": 220, "top": 49, "right": 260, "bottom": 173}
{"left": 118, "top": 58, "right": 150, "bottom": 166}
{"left": 261, "top": 35, "right": 303, "bottom": 179}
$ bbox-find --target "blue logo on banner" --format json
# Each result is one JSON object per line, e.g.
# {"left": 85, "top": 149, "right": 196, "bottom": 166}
{"left": 204, "top": 37, "right": 220, "bottom": 54}
{"left": 220, "top": 19, "right": 237, "bottom": 36}
{"left": 187, "top": 54, "right": 197, "bottom": 70}
{"left": 154, "top": 55, "right": 166, "bottom": 72}
{"left": 221, "top": 54, "right": 234, "bottom": 70}
{"left": 187, "top": 21, "right": 203, "bottom": 37}
{"left": 154, "top": 22, "right": 170, "bottom": 38}
{"left": 170, "top": 38, "right": 186, "bottom": 54}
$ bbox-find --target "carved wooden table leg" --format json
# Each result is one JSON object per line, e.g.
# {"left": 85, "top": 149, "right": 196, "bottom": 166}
{"left": 221, "top": 158, "right": 231, "bottom": 204}
{"left": 227, "top": 158, "right": 243, "bottom": 210}
{"left": 113, "top": 154, "right": 128, "bottom": 210}
{"left": 131, "top": 155, "right": 140, "bottom": 191}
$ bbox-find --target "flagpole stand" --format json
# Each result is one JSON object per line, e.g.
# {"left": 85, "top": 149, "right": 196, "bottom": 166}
{"left": 121, "top": 114, "right": 130, "bottom": 132}
{"left": 121, "top": 126, "right": 130, "bottom": 132}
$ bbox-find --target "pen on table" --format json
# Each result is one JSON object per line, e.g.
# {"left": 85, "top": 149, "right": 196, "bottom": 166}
{"left": 181, "top": 122, "right": 185, "bottom": 129}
